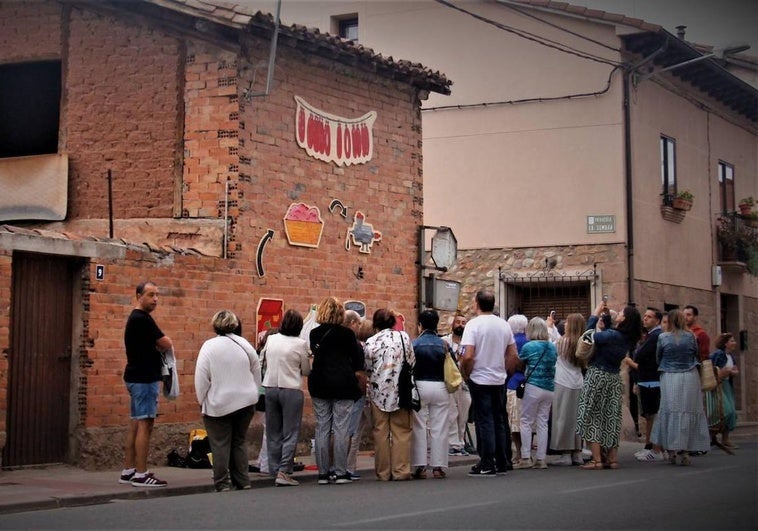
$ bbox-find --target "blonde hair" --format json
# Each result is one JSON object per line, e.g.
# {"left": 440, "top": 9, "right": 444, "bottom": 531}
{"left": 212, "top": 310, "right": 239, "bottom": 335}
{"left": 316, "top": 296, "right": 344, "bottom": 325}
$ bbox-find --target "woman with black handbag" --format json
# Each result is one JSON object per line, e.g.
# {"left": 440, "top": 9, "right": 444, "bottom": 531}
{"left": 308, "top": 297, "right": 365, "bottom": 485}
{"left": 364, "top": 308, "right": 415, "bottom": 481}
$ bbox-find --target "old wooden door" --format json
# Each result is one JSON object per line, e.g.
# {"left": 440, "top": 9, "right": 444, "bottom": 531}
{"left": 3, "top": 252, "right": 75, "bottom": 466}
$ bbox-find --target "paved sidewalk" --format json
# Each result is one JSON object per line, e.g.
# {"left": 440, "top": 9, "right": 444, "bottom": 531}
{"left": 0, "top": 424, "right": 754, "bottom": 515}
{"left": 0, "top": 452, "right": 477, "bottom": 515}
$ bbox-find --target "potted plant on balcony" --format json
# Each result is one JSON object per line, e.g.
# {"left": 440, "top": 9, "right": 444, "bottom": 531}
{"left": 717, "top": 214, "right": 758, "bottom": 273}
{"left": 672, "top": 190, "right": 694, "bottom": 211}
{"left": 738, "top": 196, "right": 754, "bottom": 216}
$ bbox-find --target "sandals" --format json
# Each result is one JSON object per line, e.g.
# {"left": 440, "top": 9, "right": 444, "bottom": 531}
{"left": 412, "top": 467, "right": 427, "bottom": 479}
{"left": 606, "top": 461, "right": 620, "bottom": 470}
{"left": 432, "top": 467, "right": 446, "bottom": 479}
{"left": 580, "top": 460, "right": 603, "bottom": 470}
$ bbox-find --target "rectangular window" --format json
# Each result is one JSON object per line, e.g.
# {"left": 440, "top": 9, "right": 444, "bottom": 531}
{"left": 718, "top": 161, "right": 735, "bottom": 213}
{"left": 332, "top": 15, "right": 358, "bottom": 42}
{"left": 660, "top": 135, "right": 676, "bottom": 201}
{"left": 0, "top": 61, "right": 62, "bottom": 158}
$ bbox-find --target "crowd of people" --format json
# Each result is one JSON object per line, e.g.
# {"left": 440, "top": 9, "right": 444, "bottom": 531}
{"left": 120, "top": 281, "right": 740, "bottom": 489}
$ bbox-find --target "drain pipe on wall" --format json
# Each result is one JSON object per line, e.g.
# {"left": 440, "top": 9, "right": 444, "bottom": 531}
{"left": 244, "top": 0, "right": 281, "bottom": 98}
{"left": 223, "top": 180, "right": 229, "bottom": 259}
{"left": 623, "top": 69, "right": 635, "bottom": 305}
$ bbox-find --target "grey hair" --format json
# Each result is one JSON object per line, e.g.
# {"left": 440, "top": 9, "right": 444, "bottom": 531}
{"left": 526, "top": 317, "right": 549, "bottom": 341}
{"left": 212, "top": 310, "right": 240, "bottom": 335}
{"left": 507, "top": 314, "right": 528, "bottom": 334}
{"left": 343, "top": 310, "right": 361, "bottom": 327}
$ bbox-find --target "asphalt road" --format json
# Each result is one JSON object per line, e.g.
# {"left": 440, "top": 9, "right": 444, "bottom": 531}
{"left": 1, "top": 443, "right": 755, "bottom": 530}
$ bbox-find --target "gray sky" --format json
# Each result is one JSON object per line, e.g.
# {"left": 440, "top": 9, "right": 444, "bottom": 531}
{"left": 566, "top": 0, "right": 757, "bottom": 52}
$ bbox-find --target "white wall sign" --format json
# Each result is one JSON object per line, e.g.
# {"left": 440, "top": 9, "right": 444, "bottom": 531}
{"left": 587, "top": 215, "right": 615, "bottom": 233}
{"left": 295, "top": 96, "right": 376, "bottom": 167}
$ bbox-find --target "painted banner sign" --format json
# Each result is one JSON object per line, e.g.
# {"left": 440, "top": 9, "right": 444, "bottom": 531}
{"left": 295, "top": 96, "right": 377, "bottom": 166}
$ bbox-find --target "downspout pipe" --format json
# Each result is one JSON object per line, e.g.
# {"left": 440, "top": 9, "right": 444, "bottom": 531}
{"left": 246, "top": 0, "right": 281, "bottom": 98}
{"left": 623, "top": 69, "right": 634, "bottom": 305}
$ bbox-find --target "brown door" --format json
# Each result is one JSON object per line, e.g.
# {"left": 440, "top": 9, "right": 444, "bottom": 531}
{"left": 3, "top": 252, "right": 75, "bottom": 466}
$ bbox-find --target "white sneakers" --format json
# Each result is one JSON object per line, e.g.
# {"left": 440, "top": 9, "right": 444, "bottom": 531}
{"left": 634, "top": 449, "right": 667, "bottom": 462}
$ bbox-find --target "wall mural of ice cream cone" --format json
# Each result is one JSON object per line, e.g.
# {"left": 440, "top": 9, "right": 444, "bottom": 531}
{"left": 283, "top": 202, "right": 324, "bottom": 248}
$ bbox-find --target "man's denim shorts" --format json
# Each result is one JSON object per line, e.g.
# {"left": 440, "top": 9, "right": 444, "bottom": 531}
{"left": 126, "top": 381, "right": 160, "bottom": 420}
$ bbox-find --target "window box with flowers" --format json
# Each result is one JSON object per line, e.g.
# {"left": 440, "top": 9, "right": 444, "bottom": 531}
{"left": 671, "top": 190, "right": 694, "bottom": 211}
{"left": 660, "top": 190, "right": 693, "bottom": 223}
{"left": 738, "top": 196, "right": 754, "bottom": 216}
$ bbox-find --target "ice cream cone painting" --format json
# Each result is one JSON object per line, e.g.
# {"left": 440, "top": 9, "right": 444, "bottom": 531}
{"left": 283, "top": 202, "right": 324, "bottom": 248}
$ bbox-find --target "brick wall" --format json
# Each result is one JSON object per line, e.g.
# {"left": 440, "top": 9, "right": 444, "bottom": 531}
{"left": 64, "top": 6, "right": 181, "bottom": 220}
{"left": 2, "top": 1, "right": 426, "bottom": 468}
{"left": 0, "top": 0, "right": 61, "bottom": 62}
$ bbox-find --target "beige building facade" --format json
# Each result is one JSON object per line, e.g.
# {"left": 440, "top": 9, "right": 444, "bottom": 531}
{"left": 256, "top": 0, "right": 757, "bottom": 420}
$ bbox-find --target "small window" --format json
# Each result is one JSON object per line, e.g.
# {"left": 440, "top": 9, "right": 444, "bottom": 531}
{"left": 0, "top": 61, "right": 61, "bottom": 158}
{"left": 718, "top": 161, "right": 735, "bottom": 213}
{"left": 660, "top": 135, "right": 676, "bottom": 202}
{"left": 335, "top": 16, "right": 358, "bottom": 41}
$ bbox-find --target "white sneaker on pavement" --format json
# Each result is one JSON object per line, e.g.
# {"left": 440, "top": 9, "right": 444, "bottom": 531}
{"left": 635, "top": 449, "right": 665, "bottom": 462}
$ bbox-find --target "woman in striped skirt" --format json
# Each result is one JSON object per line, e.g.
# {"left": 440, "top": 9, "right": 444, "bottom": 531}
{"left": 651, "top": 309, "right": 710, "bottom": 465}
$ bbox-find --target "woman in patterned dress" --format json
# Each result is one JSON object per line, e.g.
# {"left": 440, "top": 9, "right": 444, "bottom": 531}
{"left": 364, "top": 308, "right": 415, "bottom": 481}
{"left": 577, "top": 302, "right": 642, "bottom": 470}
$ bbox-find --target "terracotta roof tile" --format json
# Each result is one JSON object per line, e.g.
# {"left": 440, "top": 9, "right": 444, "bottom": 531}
{"left": 142, "top": 0, "right": 451, "bottom": 94}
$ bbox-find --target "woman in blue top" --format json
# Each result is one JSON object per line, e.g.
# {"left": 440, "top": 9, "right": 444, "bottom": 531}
{"left": 513, "top": 317, "right": 558, "bottom": 470}
{"left": 707, "top": 333, "right": 739, "bottom": 449}
{"left": 577, "top": 302, "right": 642, "bottom": 470}
{"left": 652, "top": 309, "right": 710, "bottom": 465}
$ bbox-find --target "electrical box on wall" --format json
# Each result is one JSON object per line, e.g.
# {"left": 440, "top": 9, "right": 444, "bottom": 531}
{"left": 424, "top": 277, "right": 461, "bottom": 312}
{"left": 712, "top": 265, "right": 722, "bottom": 286}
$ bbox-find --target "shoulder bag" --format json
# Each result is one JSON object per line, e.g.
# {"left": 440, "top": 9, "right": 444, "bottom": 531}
{"left": 699, "top": 358, "right": 717, "bottom": 392}
{"left": 397, "top": 332, "right": 421, "bottom": 411}
{"left": 444, "top": 344, "right": 463, "bottom": 393}
{"left": 516, "top": 344, "right": 548, "bottom": 399}
{"left": 575, "top": 329, "right": 596, "bottom": 362}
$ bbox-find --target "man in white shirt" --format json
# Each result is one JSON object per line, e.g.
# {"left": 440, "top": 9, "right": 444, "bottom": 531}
{"left": 460, "top": 290, "right": 517, "bottom": 477}
{"left": 443, "top": 312, "right": 472, "bottom": 456}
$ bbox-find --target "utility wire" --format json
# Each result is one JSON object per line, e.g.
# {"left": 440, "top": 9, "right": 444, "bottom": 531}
{"left": 422, "top": 65, "right": 621, "bottom": 111}
{"left": 494, "top": 0, "right": 622, "bottom": 53}
{"left": 433, "top": 0, "right": 622, "bottom": 67}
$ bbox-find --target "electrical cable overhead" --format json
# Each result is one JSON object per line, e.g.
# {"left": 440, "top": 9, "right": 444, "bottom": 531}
{"left": 494, "top": 0, "right": 622, "bottom": 53}
{"left": 422, "top": 65, "right": 621, "bottom": 112}
{"left": 433, "top": 0, "right": 622, "bottom": 67}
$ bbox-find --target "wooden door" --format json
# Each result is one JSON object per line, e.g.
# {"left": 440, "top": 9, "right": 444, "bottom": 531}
{"left": 3, "top": 252, "right": 75, "bottom": 466}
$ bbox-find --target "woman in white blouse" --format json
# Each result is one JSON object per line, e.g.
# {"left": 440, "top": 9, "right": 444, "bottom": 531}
{"left": 262, "top": 309, "right": 311, "bottom": 487}
{"left": 195, "top": 310, "right": 261, "bottom": 492}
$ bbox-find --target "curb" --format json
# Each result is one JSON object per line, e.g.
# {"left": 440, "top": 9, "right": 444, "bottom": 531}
{"left": 0, "top": 458, "right": 479, "bottom": 515}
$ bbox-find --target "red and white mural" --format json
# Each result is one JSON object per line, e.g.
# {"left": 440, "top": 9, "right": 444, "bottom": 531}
{"left": 295, "top": 96, "right": 377, "bottom": 166}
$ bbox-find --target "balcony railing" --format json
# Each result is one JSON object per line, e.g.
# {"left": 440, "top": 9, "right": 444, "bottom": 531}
{"left": 716, "top": 212, "right": 758, "bottom": 274}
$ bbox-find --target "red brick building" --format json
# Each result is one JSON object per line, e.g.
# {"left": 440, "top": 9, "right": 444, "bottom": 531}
{"left": 0, "top": 0, "right": 450, "bottom": 468}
